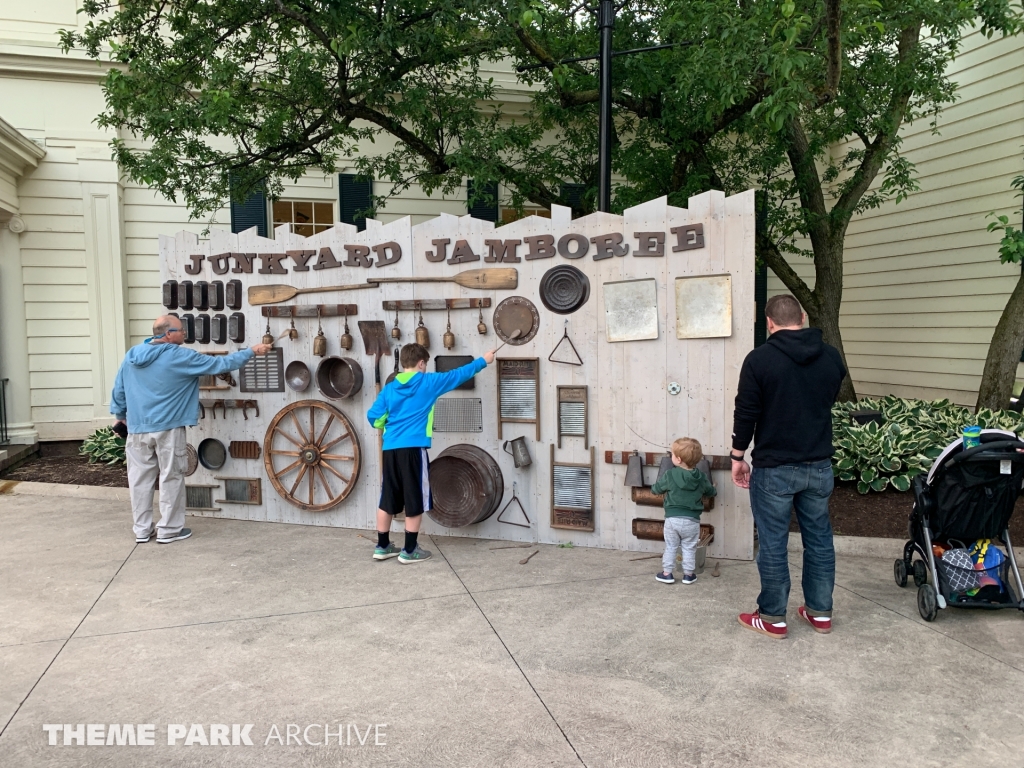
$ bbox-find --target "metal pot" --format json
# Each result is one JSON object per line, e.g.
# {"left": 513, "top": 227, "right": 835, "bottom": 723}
{"left": 538, "top": 264, "right": 590, "bottom": 315}
{"left": 315, "top": 356, "right": 363, "bottom": 399}
{"left": 427, "top": 444, "right": 504, "bottom": 528}
{"left": 197, "top": 438, "right": 227, "bottom": 470}
{"left": 285, "top": 360, "right": 312, "bottom": 392}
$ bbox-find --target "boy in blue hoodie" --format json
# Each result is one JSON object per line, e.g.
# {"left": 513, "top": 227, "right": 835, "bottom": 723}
{"left": 367, "top": 342, "right": 495, "bottom": 563}
{"left": 111, "top": 315, "right": 271, "bottom": 544}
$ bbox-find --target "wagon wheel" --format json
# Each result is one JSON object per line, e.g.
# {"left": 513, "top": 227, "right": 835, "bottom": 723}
{"left": 263, "top": 400, "right": 361, "bottom": 511}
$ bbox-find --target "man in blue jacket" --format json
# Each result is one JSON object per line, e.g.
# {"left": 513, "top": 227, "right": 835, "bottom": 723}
{"left": 111, "top": 315, "right": 271, "bottom": 544}
{"left": 367, "top": 342, "right": 495, "bottom": 563}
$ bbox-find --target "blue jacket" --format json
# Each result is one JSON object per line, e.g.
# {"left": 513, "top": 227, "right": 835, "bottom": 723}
{"left": 110, "top": 342, "right": 254, "bottom": 434}
{"left": 367, "top": 358, "right": 487, "bottom": 450}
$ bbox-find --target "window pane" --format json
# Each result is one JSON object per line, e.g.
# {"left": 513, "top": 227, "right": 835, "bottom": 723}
{"left": 313, "top": 202, "right": 333, "bottom": 225}
{"left": 294, "top": 223, "right": 315, "bottom": 237}
{"left": 293, "top": 201, "right": 313, "bottom": 224}
{"left": 314, "top": 224, "right": 331, "bottom": 234}
{"left": 272, "top": 201, "right": 291, "bottom": 223}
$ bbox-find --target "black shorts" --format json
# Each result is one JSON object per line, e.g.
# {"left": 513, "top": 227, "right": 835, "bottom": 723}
{"left": 379, "top": 448, "right": 431, "bottom": 517}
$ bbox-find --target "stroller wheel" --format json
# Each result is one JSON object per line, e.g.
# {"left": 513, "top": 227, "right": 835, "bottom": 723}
{"left": 912, "top": 560, "right": 928, "bottom": 587}
{"left": 917, "top": 583, "right": 938, "bottom": 622}
{"left": 893, "top": 559, "right": 908, "bottom": 588}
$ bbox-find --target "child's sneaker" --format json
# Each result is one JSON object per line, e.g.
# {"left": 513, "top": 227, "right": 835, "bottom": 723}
{"left": 373, "top": 542, "right": 401, "bottom": 560}
{"left": 738, "top": 610, "right": 787, "bottom": 639}
{"left": 398, "top": 546, "right": 432, "bottom": 564}
{"left": 680, "top": 573, "right": 697, "bottom": 584}
{"left": 798, "top": 606, "right": 832, "bottom": 634}
{"left": 655, "top": 571, "right": 675, "bottom": 584}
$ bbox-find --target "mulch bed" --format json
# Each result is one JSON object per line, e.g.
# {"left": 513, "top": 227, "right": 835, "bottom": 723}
{"left": 1, "top": 453, "right": 128, "bottom": 488}
{"left": 5, "top": 453, "right": 1024, "bottom": 541}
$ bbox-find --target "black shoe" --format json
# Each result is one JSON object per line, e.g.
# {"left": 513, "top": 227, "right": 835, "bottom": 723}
{"left": 157, "top": 528, "right": 192, "bottom": 544}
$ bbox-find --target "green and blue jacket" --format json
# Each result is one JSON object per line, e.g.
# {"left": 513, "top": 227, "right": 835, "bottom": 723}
{"left": 367, "top": 357, "right": 487, "bottom": 450}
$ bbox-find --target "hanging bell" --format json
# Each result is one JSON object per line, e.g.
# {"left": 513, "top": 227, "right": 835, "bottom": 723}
{"left": 262, "top": 319, "right": 274, "bottom": 346}
{"left": 657, "top": 453, "right": 674, "bottom": 482}
{"left": 624, "top": 450, "right": 645, "bottom": 488}
{"left": 287, "top": 317, "right": 298, "bottom": 341}
{"left": 414, "top": 305, "right": 429, "bottom": 348}
{"left": 391, "top": 308, "right": 401, "bottom": 340}
{"left": 313, "top": 309, "right": 327, "bottom": 357}
{"left": 442, "top": 307, "right": 455, "bottom": 350}
{"left": 340, "top": 309, "right": 353, "bottom": 351}
{"left": 477, "top": 306, "right": 487, "bottom": 335}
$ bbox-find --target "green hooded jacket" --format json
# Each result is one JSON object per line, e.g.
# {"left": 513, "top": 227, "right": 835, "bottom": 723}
{"left": 650, "top": 466, "right": 717, "bottom": 519}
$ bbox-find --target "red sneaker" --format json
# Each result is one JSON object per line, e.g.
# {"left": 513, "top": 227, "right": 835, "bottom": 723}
{"left": 738, "top": 611, "right": 787, "bottom": 639}
{"left": 798, "top": 606, "right": 832, "bottom": 634}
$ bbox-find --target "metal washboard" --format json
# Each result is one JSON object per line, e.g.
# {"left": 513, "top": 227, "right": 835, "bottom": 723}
{"left": 557, "top": 385, "right": 588, "bottom": 448}
{"left": 550, "top": 445, "right": 595, "bottom": 532}
{"left": 185, "top": 485, "right": 219, "bottom": 511}
{"left": 497, "top": 358, "right": 540, "bottom": 440}
{"left": 216, "top": 477, "right": 262, "bottom": 505}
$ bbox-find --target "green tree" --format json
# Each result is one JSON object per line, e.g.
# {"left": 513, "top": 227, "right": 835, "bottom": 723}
{"left": 977, "top": 172, "right": 1024, "bottom": 411}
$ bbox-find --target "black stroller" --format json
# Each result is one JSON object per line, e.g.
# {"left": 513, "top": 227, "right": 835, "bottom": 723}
{"left": 895, "top": 430, "right": 1024, "bottom": 621}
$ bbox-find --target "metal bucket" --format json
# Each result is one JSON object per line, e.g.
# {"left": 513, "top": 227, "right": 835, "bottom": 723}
{"left": 285, "top": 360, "right": 312, "bottom": 392}
{"left": 428, "top": 444, "right": 504, "bottom": 528}
{"left": 315, "top": 356, "right": 363, "bottom": 399}
{"left": 503, "top": 436, "right": 532, "bottom": 468}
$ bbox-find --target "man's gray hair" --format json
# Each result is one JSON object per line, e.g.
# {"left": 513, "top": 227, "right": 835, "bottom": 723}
{"left": 153, "top": 316, "right": 173, "bottom": 335}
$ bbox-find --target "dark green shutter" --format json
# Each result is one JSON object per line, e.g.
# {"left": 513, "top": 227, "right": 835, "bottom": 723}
{"left": 339, "top": 174, "right": 372, "bottom": 232}
{"left": 467, "top": 180, "right": 498, "bottom": 222}
{"left": 754, "top": 190, "right": 768, "bottom": 347}
{"left": 229, "top": 181, "right": 268, "bottom": 238}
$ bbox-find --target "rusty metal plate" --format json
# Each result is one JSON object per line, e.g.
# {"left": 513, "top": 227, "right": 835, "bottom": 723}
{"left": 493, "top": 296, "right": 539, "bottom": 345}
{"left": 603, "top": 278, "right": 658, "bottom": 342}
{"left": 675, "top": 274, "right": 732, "bottom": 339}
{"left": 229, "top": 440, "right": 261, "bottom": 459}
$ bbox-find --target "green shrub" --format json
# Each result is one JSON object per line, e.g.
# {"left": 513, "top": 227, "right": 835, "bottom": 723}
{"left": 80, "top": 427, "right": 127, "bottom": 465}
{"left": 831, "top": 396, "right": 1024, "bottom": 494}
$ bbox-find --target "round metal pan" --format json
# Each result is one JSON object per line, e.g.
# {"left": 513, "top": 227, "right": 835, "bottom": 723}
{"left": 285, "top": 360, "right": 312, "bottom": 392}
{"left": 538, "top": 264, "right": 590, "bottom": 314}
{"left": 197, "top": 438, "right": 227, "bottom": 470}
{"left": 185, "top": 443, "right": 199, "bottom": 476}
{"left": 492, "top": 296, "right": 540, "bottom": 346}
{"left": 316, "top": 356, "right": 364, "bottom": 399}
{"left": 427, "top": 444, "right": 504, "bottom": 527}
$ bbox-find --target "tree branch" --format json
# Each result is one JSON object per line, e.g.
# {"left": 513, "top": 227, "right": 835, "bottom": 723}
{"left": 757, "top": 232, "right": 819, "bottom": 316}
{"left": 823, "top": 0, "right": 841, "bottom": 102}
{"left": 784, "top": 114, "right": 831, "bottom": 253}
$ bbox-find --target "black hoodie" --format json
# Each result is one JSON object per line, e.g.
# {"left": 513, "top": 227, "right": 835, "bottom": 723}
{"left": 731, "top": 328, "right": 846, "bottom": 468}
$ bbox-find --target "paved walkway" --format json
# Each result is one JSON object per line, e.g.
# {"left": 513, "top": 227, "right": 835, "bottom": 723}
{"left": 1, "top": 485, "right": 1022, "bottom": 767}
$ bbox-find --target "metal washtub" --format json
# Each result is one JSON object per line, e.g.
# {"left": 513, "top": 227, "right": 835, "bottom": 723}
{"left": 427, "top": 444, "right": 504, "bottom": 528}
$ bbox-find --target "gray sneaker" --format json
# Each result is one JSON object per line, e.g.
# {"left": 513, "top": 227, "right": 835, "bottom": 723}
{"left": 373, "top": 542, "right": 401, "bottom": 561}
{"left": 136, "top": 527, "right": 155, "bottom": 543}
{"left": 397, "top": 546, "right": 432, "bottom": 564}
{"left": 157, "top": 528, "right": 192, "bottom": 544}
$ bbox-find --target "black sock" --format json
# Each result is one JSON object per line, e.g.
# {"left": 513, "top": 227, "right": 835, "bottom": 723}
{"left": 404, "top": 531, "right": 418, "bottom": 554}
{"left": 377, "top": 531, "right": 390, "bottom": 549}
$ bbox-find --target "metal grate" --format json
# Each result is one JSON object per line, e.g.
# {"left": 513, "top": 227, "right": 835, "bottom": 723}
{"left": 185, "top": 485, "right": 218, "bottom": 510}
{"left": 553, "top": 465, "right": 592, "bottom": 508}
{"left": 434, "top": 398, "right": 483, "bottom": 432}
{"left": 499, "top": 379, "right": 537, "bottom": 420}
{"left": 217, "top": 477, "right": 262, "bottom": 505}
{"left": 239, "top": 348, "right": 285, "bottom": 392}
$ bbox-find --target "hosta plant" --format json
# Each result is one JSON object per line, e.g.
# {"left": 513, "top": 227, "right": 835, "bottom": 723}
{"left": 831, "top": 396, "right": 1024, "bottom": 494}
{"left": 80, "top": 427, "right": 127, "bottom": 466}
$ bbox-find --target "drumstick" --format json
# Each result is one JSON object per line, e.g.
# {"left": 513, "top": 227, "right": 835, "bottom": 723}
{"left": 494, "top": 329, "right": 522, "bottom": 353}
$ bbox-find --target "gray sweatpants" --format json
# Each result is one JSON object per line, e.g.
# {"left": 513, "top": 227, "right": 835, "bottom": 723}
{"left": 126, "top": 427, "right": 188, "bottom": 540}
{"left": 662, "top": 516, "right": 701, "bottom": 574}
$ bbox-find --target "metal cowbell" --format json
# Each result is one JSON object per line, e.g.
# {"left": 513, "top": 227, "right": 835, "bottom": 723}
{"left": 262, "top": 319, "right": 274, "bottom": 346}
{"left": 657, "top": 453, "right": 674, "bottom": 482}
{"left": 340, "top": 309, "right": 353, "bottom": 350}
{"left": 313, "top": 308, "right": 327, "bottom": 357}
{"left": 442, "top": 307, "right": 455, "bottom": 350}
{"left": 415, "top": 305, "right": 429, "bottom": 348}
{"left": 624, "top": 450, "right": 644, "bottom": 487}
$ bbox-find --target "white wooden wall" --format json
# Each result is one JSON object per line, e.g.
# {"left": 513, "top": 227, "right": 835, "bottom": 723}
{"left": 160, "top": 190, "right": 756, "bottom": 559}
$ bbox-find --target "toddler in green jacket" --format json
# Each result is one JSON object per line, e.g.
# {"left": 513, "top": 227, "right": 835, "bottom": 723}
{"left": 651, "top": 437, "right": 716, "bottom": 584}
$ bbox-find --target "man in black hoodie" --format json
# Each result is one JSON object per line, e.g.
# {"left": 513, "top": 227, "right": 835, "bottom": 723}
{"left": 731, "top": 294, "right": 847, "bottom": 639}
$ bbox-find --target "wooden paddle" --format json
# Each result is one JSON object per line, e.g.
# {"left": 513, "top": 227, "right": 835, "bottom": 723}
{"left": 248, "top": 281, "right": 375, "bottom": 306}
{"left": 367, "top": 268, "right": 517, "bottom": 290}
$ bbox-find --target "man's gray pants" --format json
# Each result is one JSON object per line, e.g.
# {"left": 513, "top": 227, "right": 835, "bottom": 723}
{"left": 662, "top": 516, "right": 701, "bottom": 574}
{"left": 126, "top": 428, "right": 187, "bottom": 540}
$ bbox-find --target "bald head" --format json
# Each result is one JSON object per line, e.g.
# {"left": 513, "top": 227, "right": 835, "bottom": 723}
{"left": 152, "top": 315, "right": 184, "bottom": 344}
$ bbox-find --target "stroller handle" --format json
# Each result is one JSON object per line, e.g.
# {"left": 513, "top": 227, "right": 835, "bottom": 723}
{"left": 944, "top": 439, "right": 1024, "bottom": 467}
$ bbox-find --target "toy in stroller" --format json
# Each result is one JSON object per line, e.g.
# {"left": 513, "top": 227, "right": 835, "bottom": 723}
{"left": 895, "top": 430, "right": 1024, "bottom": 620}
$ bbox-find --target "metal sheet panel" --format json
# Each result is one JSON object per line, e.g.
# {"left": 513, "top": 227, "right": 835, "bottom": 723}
{"left": 675, "top": 274, "right": 733, "bottom": 339}
{"left": 603, "top": 278, "right": 658, "bottom": 342}
{"left": 434, "top": 398, "right": 483, "bottom": 432}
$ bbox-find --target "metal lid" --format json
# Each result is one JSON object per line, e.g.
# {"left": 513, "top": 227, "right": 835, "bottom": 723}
{"left": 539, "top": 264, "right": 590, "bottom": 314}
{"left": 492, "top": 296, "right": 539, "bottom": 346}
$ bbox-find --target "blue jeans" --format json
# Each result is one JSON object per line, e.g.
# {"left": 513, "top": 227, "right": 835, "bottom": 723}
{"left": 750, "top": 460, "right": 835, "bottom": 622}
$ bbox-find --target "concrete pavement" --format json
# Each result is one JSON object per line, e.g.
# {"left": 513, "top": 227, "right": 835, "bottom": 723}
{"left": 1, "top": 485, "right": 1022, "bottom": 767}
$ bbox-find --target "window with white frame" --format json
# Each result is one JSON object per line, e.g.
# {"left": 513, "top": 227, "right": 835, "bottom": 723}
{"left": 272, "top": 200, "right": 334, "bottom": 237}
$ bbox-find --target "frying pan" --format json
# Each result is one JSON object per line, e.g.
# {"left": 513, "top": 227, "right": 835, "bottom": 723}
{"left": 197, "top": 438, "right": 227, "bottom": 470}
